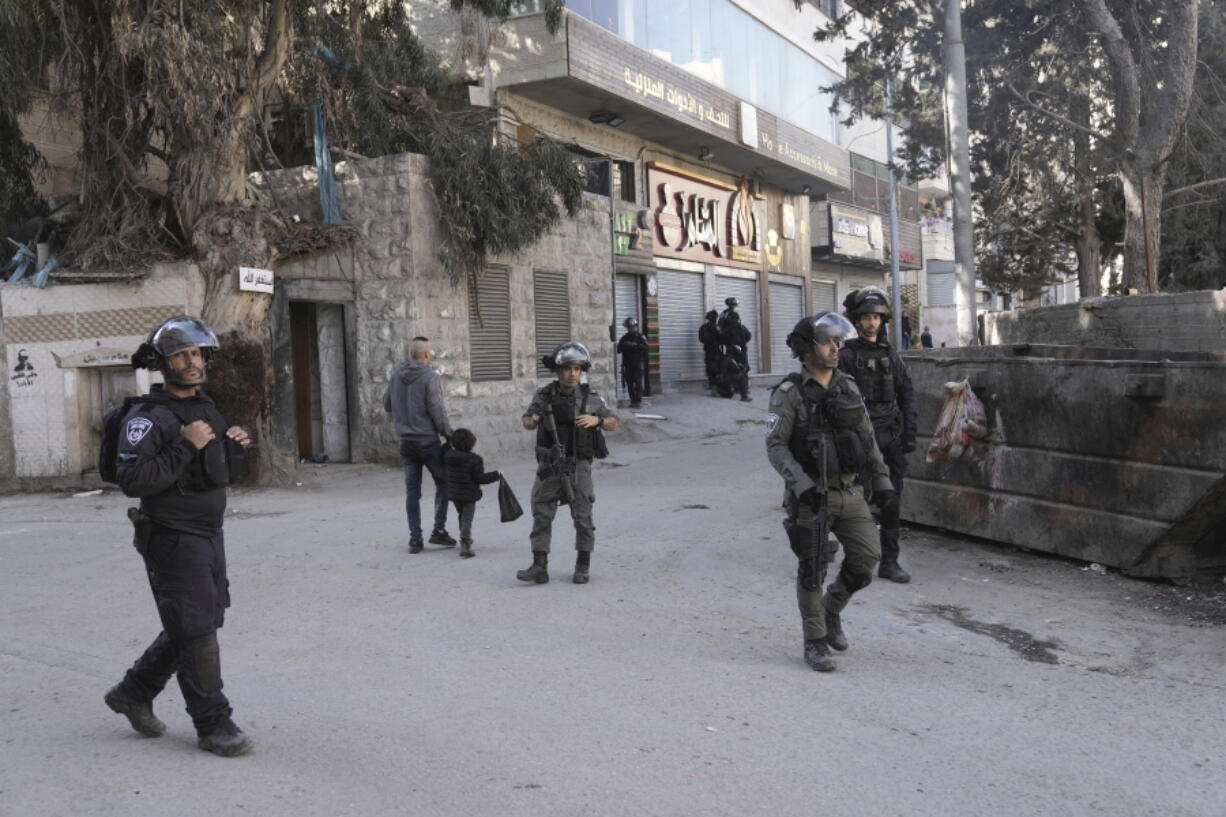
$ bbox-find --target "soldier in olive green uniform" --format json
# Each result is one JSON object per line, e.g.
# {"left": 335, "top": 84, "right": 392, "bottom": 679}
{"left": 766, "top": 312, "right": 895, "bottom": 672}
{"left": 518, "top": 342, "right": 618, "bottom": 585}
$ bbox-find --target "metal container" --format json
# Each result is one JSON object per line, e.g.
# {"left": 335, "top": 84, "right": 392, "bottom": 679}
{"left": 902, "top": 344, "right": 1226, "bottom": 578}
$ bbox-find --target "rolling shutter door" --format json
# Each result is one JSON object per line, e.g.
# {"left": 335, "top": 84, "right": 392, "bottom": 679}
{"left": 614, "top": 275, "right": 641, "bottom": 397}
{"left": 534, "top": 270, "right": 571, "bottom": 378}
{"left": 656, "top": 268, "right": 705, "bottom": 381}
{"left": 768, "top": 279, "right": 804, "bottom": 373}
{"left": 811, "top": 280, "right": 837, "bottom": 315}
{"left": 469, "top": 267, "right": 512, "bottom": 381}
{"left": 715, "top": 274, "right": 760, "bottom": 373}
{"left": 927, "top": 261, "right": 956, "bottom": 306}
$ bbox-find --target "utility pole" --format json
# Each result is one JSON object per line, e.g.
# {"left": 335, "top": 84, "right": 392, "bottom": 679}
{"left": 944, "top": 0, "right": 977, "bottom": 345}
{"left": 885, "top": 77, "right": 905, "bottom": 349}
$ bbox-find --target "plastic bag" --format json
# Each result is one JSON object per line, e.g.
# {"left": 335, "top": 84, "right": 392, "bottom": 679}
{"left": 927, "top": 378, "right": 989, "bottom": 462}
{"left": 498, "top": 475, "right": 524, "bottom": 523}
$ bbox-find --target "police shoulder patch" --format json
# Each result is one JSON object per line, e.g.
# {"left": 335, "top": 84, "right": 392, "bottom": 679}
{"left": 766, "top": 412, "right": 781, "bottom": 435}
{"left": 777, "top": 380, "right": 795, "bottom": 393}
{"left": 125, "top": 416, "right": 154, "bottom": 446}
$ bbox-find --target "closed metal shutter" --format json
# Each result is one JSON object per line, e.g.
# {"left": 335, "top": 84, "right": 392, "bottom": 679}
{"left": 534, "top": 269, "right": 571, "bottom": 378}
{"left": 715, "top": 273, "right": 760, "bottom": 373}
{"left": 614, "top": 274, "right": 641, "bottom": 397}
{"left": 811, "top": 280, "right": 837, "bottom": 314}
{"left": 927, "top": 260, "right": 956, "bottom": 306}
{"left": 768, "top": 280, "right": 805, "bottom": 373}
{"left": 469, "top": 267, "right": 512, "bottom": 382}
{"left": 656, "top": 268, "right": 705, "bottom": 381}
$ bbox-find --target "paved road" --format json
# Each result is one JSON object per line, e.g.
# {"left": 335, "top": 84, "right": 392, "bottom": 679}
{"left": 3, "top": 392, "right": 1224, "bottom": 817}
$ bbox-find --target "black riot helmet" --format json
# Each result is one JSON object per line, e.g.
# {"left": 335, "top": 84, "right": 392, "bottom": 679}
{"left": 623, "top": 316, "right": 639, "bottom": 329}
{"left": 845, "top": 286, "right": 892, "bottom": 320}
{"left": 705, "top": 309, "right": 719, "bottom": 322}
{"left": 724, "top": 297, "right": 739, "bottom": 309}
{"left": 131, "top": 315, "right": 220, "bottom": 373}
{"left": 542, "top": 341, "right": 592, "bottom": 372}
{"left": 786, "top": 311, "right": 857, "bottom": 365}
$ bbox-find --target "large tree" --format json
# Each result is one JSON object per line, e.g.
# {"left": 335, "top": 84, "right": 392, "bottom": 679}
{"left": 1, "top": 0, "right": 575, "bottom": 481}
{"left": 821, "top": 0, "right": 1204, "bottom": 294}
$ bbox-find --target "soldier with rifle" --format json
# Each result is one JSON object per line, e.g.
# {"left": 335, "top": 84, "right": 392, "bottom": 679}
{"left": 518, "top": 342, "right": 618, "bottom": 585}
{"left": 766, "top": 313, "right": 895, "bottom": 672}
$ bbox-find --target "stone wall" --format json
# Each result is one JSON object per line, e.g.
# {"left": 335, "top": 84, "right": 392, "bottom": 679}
{"left": 982, "top": 290, "right": 1226, "bottom": 353}
{"left": 253, "top": 151, "right": 614, "bottom": 467}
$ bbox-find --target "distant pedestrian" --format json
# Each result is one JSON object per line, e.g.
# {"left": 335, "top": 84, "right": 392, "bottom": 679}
{"left": 617, "top": 317, "right": 649, "bottom": 409}
{"left": 920, "top": 327, "right": 933, "bottom": 349}
{"left": 384, "top": 337, "right": 457, "bottom": 553}
{"left": 900, "top": 314, "right": 913, "bottom": 349}
{"left": 442, "top": 428, "right": 500, "bottom": 558}
{"left": 699, "top": 310, "right": 722, "bottom": 396}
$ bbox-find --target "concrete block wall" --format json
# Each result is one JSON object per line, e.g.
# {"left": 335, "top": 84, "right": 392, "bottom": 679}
{"left": 982, "top": 290, "right": 1226, "bottom": 353}
{"left": 0, "top": 263, "right": 194, "bottom": 484}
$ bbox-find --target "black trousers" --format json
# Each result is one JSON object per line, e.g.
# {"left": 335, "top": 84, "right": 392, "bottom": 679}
{"left": 119, "top": 526, "right": 232, "bottom": 731}
{"left": 623, "top": 363, "right": 644, "bottom": 405}
{"left": 875, "top": 430, "right": 907, "bottom": 564}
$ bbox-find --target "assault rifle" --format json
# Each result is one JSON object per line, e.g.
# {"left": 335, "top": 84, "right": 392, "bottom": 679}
{"left": 539, "top": 400, "right": 576, "bottom": 505}
{"left": 783, "top": 390, "right": 831, "bottom": 592}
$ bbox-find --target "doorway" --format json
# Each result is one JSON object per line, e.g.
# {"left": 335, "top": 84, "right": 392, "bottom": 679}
{"left": 289, "top": 301, "right": 351, "bottom": 462}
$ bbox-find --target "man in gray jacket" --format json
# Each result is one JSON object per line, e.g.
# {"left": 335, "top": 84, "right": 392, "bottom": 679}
{"left": 384, "top": 338, "right": 456, "bottom": 552}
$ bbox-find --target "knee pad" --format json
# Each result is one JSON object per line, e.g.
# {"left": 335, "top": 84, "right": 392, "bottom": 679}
{"left": 188, "top": 634, "right": 222, "bottom": 693}
{"left": 838, "top": 565, "right": 873, "bottom": 594}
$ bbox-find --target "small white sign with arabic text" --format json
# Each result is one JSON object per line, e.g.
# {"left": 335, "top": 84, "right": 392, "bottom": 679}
{"left": 238, "top": 267, "right": 274, "bottom": 294}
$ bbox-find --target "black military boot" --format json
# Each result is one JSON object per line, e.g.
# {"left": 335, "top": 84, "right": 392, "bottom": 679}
{"left": 573, "top": 552, "right": 591, "bottom": 584}
{"left": 408, "top": 537, "right": 424, "bottom": 554}
{"left": 878, "top": 559, "right": 911, "bottom": 583}
{"left": 459, "top": 538, "right": 474, "bottom": 558}
{"left": 823, "top": 606, "right": 849, "bottom": 652}
{"left": 803, "top": 640, "right": 836, "bottom": 672}
{"left": 105, "top": 684, "right": 166, "bottom": 737}
{"left": 197, "top": 718, "right": 253, "bottom": 757}
{"left": 516, "top": 551, "right": 549, "bottom": 584}
{"left": 429, "top": 528, "right": 457, "bottom": 547}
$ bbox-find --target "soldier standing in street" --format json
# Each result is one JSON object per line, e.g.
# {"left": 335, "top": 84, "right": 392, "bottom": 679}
{"left": 699, "top": 310, "right": 722, "bottom": 396}
{"left": 104, "top": 316, "right": 254, "bottom": 756}
{"left": 839, "top": 286, "right": 919, "bottom": 583}
{"left": 717, "top": 296, "right": 739, "bottom": 333}
{"left": 766, "top": 312, "right": 895, "bottom": 672}
{"left": 617, "top": 316, "right": 649, "bottom": 409}
{"left": 518, "top": 343, "right": 619, "bottom": 585}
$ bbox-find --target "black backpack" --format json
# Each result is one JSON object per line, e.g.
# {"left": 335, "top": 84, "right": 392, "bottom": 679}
{"left": 98, "top": 397, "right": 157, "bottom": 484}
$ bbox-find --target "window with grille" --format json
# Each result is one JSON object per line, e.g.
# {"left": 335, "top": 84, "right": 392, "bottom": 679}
{"left": 469, "top": 267, "right": 513, "bottom": 381}
{"left": 534, "top": 270, "right": 571, "bottom": 377}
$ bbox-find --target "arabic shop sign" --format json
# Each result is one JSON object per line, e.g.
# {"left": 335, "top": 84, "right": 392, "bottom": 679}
{"left": 622, "top": 69, "right": 733, "bottom": 132}
{"left": 648, "top": 164, "right": 763, "bottom": 269}
{"left": 829, "top": 202, "right": 885, "bottom": 263}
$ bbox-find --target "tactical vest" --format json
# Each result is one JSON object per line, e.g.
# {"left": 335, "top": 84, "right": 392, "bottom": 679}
{"left": 536, "top": 385, "right": 598, "bottom": 461}
{"left": 161, "top": 397, "right": 232, "bottom": 490}
{"left": 848, "top": 343, "right": 897, "bottom": 407}
{"left": 784, "top": 374, "right": 873, "bottom": 479}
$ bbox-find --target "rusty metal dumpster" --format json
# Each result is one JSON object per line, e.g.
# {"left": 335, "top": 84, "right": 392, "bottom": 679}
{"left": 901, "top": 344, "right": 1226, "bottom": 579}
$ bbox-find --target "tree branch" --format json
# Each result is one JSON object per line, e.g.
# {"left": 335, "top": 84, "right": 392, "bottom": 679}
{"left": 1072, "top": 0, "right": 1141, "bottom": 151}
{"left": 1006, "top": 82, "right": 1115, "bottom": 144}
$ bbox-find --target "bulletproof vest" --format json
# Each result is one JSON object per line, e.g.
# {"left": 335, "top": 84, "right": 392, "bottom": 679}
{"left": 536, "top": 385, "right": 597, "bottom": 461}
{"left": 785, "top": 374, "right": 873, "bottom": 479}
{"left": 164, "top": 396, "right": 231, "bottom": 491}
{"left": 848, "top": 342, "right": 898, "bottom": 407}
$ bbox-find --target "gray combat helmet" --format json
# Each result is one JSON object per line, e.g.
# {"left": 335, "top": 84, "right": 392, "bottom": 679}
{"left": 623, "top": 316, "right": 639, "bottom": 329}
{"left": 131, "top": 315, "right": 220, "bottom": 373}
{"left": 786, "top": 311, "right": 856, "bottom": 364}
{"left": 543, "top": 341, "right": 592, "bottom": 372}
{"left": 849, "top": 285, "right": 891, "bottom": 319}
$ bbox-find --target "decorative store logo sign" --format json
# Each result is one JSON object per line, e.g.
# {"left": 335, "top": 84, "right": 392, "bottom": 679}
{"left": 649, "top": 164, "right": 762, "bottom": 269}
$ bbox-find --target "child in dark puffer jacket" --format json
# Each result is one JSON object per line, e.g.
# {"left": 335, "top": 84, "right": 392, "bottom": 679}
{"left": 442, "top": 428, "right": 500, "bottom": 558}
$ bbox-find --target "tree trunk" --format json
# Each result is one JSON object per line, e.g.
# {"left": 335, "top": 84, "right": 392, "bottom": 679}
{"left": 1119, "top": 164, "right": 1164, "bottom": 293}
{"left": 1070, "top": 94, "right": 1102, "bottom": 298}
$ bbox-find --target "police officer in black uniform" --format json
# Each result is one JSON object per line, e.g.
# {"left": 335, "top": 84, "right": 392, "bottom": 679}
{"left": 103, "top": 316, "right": 254, "bottom": 757}
{"left": 719, "top": 310, "right": 753, "bottom": 401}
{"left": 839, "top": 287, "right": 918, "bottom": 583}
{"left": 699, "top": 310, "right": 722, "bottom": 396}
{"left": 717, "top": 296, "right": 739, "bottom": 333}
{"left": 617, "top": 316, "right": 649, "bottom": 409}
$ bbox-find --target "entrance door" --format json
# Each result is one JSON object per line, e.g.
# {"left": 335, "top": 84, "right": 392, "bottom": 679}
{"left": 714, "top": 273, "right": 760, "bottom": 373}
{"left": 656, "top": 268, "right": 705, "bottom": 381}
{"left": 290, "top": 302, "right": 351, "bottom": 462}
{"left": 768, "top": 279, "right": 805, "bottom": 373}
